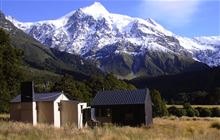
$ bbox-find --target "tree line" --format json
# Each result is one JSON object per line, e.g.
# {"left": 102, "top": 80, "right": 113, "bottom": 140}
{"left": 0, "top": 29, "right": 23, "bottom": 112}
{"left": 130, "top": 66, "right": 220, "bottom": 105}
{"left": 168, "top": 104, "right": 220, "bottom": 117}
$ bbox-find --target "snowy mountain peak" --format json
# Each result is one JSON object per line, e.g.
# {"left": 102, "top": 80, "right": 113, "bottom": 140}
{"left": 194, "top": 36, "right": 220, "bottom": 46}
{"left": 5, "top": 3, "right": 220, "bottom": 67}
{"left": 6, "top": 16, "right": 33, "bottom": 31}
{"left": 80, "top": 2, "right": 109, "bottom": 19}
{"left": 145, "top": 18, "right": 158, "bottom": 26}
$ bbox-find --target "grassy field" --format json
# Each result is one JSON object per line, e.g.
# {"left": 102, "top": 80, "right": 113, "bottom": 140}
{"left": 0, "top": 114, "right": 220, "bottom": 140}
{"left": 166, "top": 105, "right": 220, "bottom": 108}
{"left": 0, "top": 114, "right": 9, "bottom": 121}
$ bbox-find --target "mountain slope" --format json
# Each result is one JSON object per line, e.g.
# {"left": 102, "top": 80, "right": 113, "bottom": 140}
{"left": 0, "top": 11, "right": 103, "bottom": 80}
{"left": 6, "top": 2, "right": 219, "bottom": 78}
{"left": 129, "top": 66, "right": 220, "bottom": 104}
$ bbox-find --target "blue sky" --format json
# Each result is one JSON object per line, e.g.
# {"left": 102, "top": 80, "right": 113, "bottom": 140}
{"left": 0, "top": 0, "right": 219, "bottom": 37}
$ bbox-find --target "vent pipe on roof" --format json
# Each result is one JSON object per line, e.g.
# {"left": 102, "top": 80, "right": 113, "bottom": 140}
{"left": 21, "top": 81, "right": 35, "bottom": 102}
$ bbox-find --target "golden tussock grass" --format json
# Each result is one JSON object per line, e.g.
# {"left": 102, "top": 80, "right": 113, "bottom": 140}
{"left": 0, "top": 116, "right": 220, "bottom": 140}
{"left": 0, "top": 114, "right": 9, "bottom": 119}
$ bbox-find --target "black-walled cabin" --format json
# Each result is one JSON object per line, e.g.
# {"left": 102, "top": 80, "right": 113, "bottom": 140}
{"left": 91, "top": 89, "right": 153, "bottom": 126}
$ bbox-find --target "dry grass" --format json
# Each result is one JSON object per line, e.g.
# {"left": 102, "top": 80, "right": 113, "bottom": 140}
{"left": 0, "top": 113, "right": 10, "bottom": 121}
{"left": 0, "top": 116, "right": 220, "bottom": 140}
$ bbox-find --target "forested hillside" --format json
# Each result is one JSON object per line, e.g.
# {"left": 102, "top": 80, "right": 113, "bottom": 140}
{"left": 130, "top": 67, "right": 220, "bottom": 104}
{"left": 0, "top": 29, "right": 135, "bottom": 112}
{"left": 0, "top": 29, "right": 23, "bottom": 112}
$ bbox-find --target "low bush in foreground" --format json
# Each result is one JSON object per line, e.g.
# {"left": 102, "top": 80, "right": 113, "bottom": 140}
{"left": 210, "top": 122, "right": 220, "bottom": 130}
{"left": 211, "top": 107, "right": 220, "bottom": 117}
{"left": 196, "top": 107, "right": 212, "bottom": 117}
{"left": 168, "top": 105, "right": 220, "bottom": 117}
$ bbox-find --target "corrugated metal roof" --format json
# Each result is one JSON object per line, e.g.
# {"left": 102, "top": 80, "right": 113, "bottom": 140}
{"left": 91, "top": 89, "right": 149, "bottom": 106}
{"left": 11, "top": 92, "right": 63, "bottom": 103}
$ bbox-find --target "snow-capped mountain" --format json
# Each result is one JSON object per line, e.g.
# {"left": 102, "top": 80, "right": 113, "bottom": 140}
{"left": 5, "top": 2, "right": 220, "bottom": 78}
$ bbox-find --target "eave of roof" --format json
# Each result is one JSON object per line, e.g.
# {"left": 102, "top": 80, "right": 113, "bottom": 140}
{"left": 11, "top": 92, "right": 63, "bottom": 103}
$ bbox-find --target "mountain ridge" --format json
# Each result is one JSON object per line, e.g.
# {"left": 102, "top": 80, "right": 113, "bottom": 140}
{"left": 3, "top": 2, "right": 220, "bottom": 78}
{"left": 0, "top": 10, "right": 104, "bottom": 80}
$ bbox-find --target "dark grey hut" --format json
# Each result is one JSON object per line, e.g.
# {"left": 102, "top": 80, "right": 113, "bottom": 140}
{"left": 91, "top": 89, "right": 153, "bottom": 126}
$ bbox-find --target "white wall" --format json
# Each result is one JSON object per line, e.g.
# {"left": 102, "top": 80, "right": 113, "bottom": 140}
{"left": 33, "top": 102, "right": 37, "bottom": 125}
{"left": 77, "top": 103, "right": 87, "bottom": 128}
{"left": 54, "top": 94, "right": 69, "bottom": 127}
{"left": 145, "top": 92, "right": 153, "bottom": 126}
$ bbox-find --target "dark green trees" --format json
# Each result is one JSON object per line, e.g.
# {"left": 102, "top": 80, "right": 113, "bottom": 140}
{"left": 150, "top": 89, "right": 168, "bottom": 117}
{"left": 196, "top": 107, "right": 212, "bottom": 117}
{"left": 52, "top": 74, "right": 136, "bottom": 102}
{"left": 52, "top": 75, "right": 92, "bottom": 102}
{"left": 0, "top": 29, "right": 23, "bottom": 112}
{"left": 87, "top": 73, "right": 136, "bottom": 96}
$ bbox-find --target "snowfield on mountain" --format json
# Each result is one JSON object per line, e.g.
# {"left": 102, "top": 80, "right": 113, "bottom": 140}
{"left": 6, "top": 2, "right": 220, "bottom": 78}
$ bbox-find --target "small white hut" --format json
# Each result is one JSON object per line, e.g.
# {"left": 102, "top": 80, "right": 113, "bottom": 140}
{"left": 10, "top": 82, "right": 88, "bottom": 128}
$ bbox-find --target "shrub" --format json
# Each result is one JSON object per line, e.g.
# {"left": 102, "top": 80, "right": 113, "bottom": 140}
{"left": 196, "top": 107, "right": 212, "bottom": 117}
{"left": 193, "top": 109, "right": 200, "bottom": 117}
{"left": 185, "top": 108, "right": 195, "bottom": 117}
{"left": 178, "top": 109, "right": 187, "bottom": 117}
{"left": 210, "top": 122, "right": 220, "bottom": 129}
{"left": 211, "top": 108, "right": 220, "bottom": 117}
{"left": 168, "top": 106, "right": 178, "bottom": 116}
{"left": 168, "top": 106, "right": 186, "bottom": 117}
{"left": 151, "top": 90, "right": 168, "bottom": 117}
{"left": 183, "top": 103, "right": 197, "bottom": 117}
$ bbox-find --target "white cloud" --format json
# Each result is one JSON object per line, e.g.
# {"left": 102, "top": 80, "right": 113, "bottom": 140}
{"left": 139, "top": 0, "right": 201, "bottom": 27}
